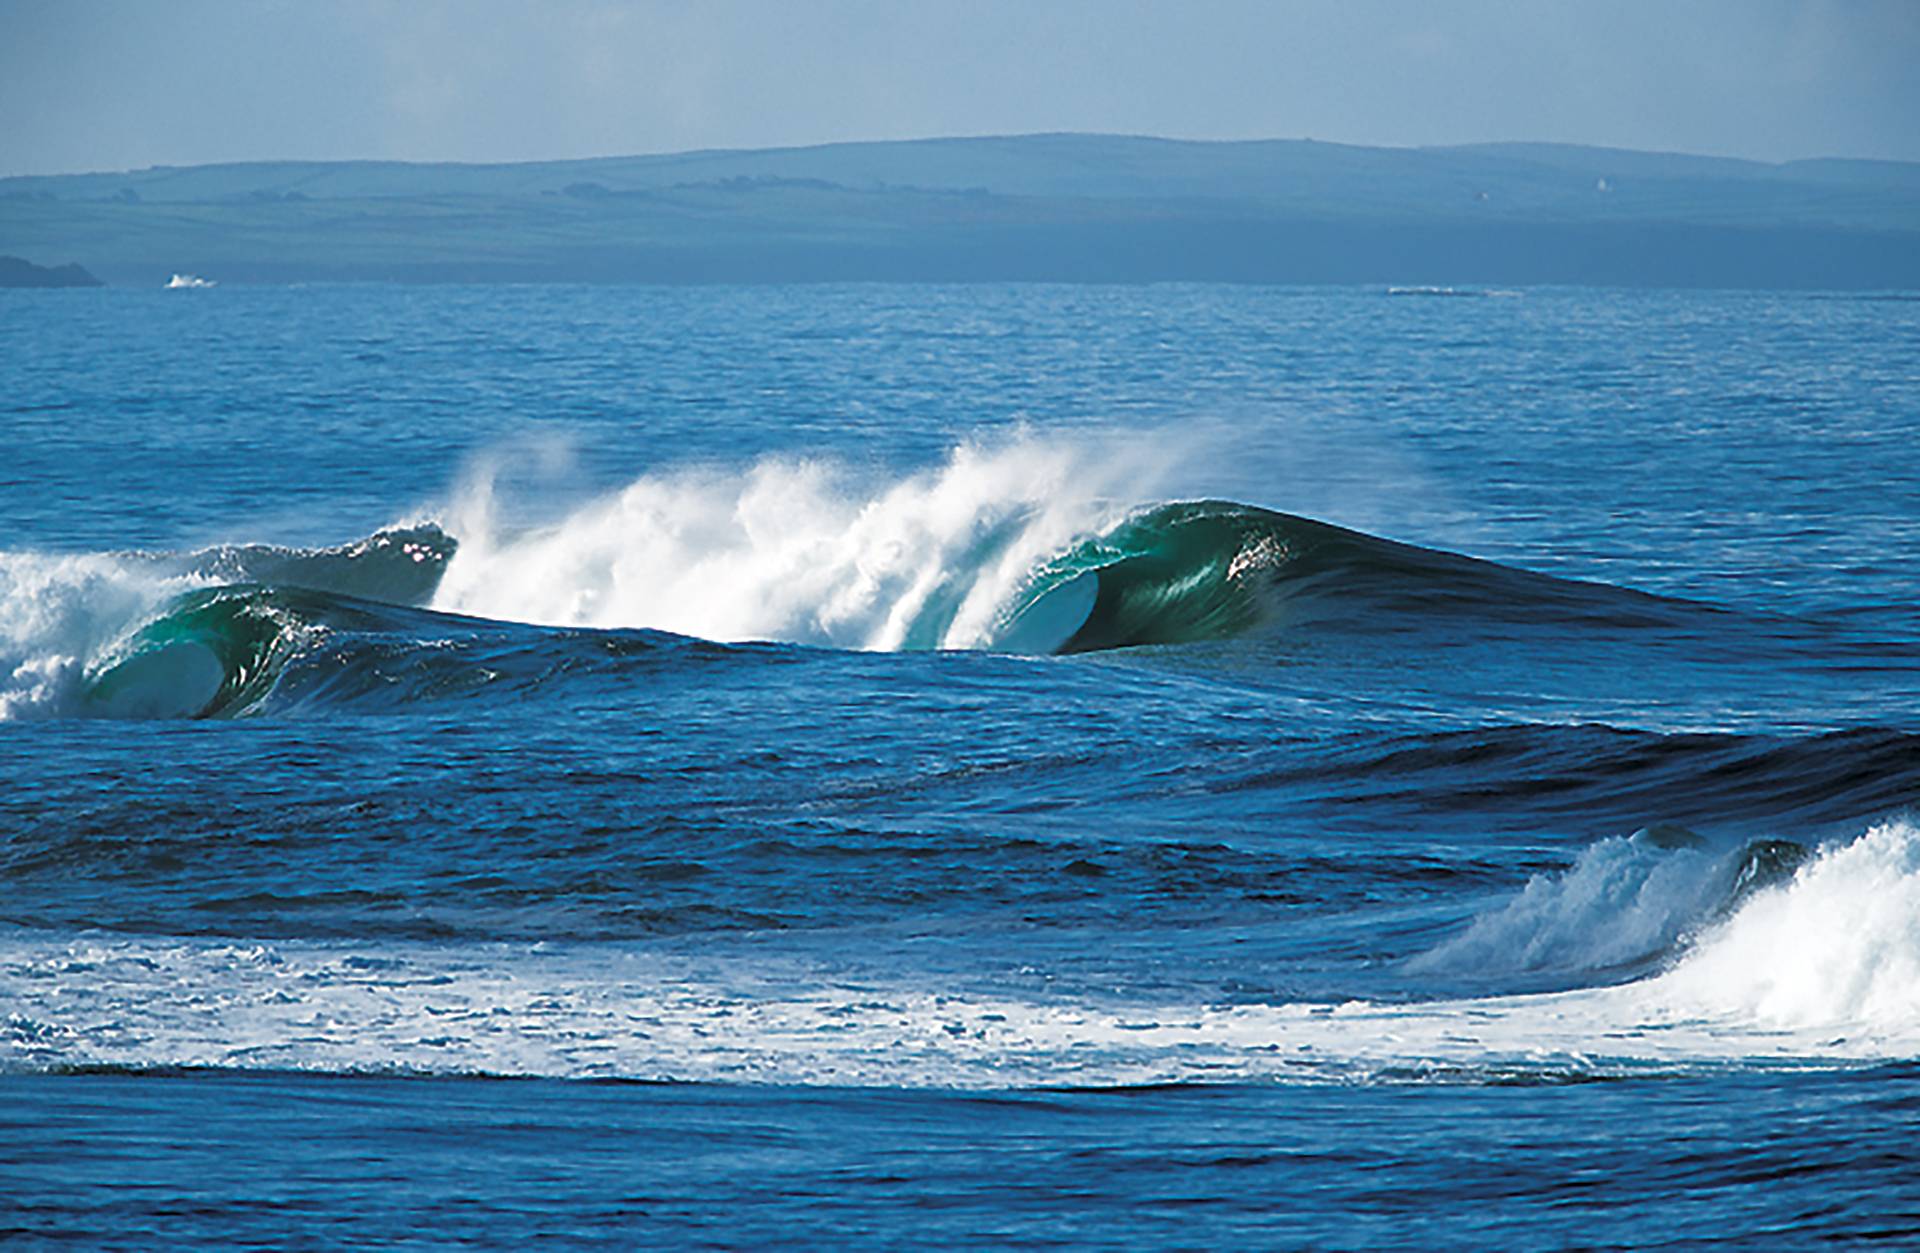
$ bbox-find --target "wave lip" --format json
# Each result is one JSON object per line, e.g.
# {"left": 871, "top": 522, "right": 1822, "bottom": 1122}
{"left": 83, "top": 586, "right": 310, "bottom": 719}
{"left": 176, "top": 524, "right": 454, "bottom": 605}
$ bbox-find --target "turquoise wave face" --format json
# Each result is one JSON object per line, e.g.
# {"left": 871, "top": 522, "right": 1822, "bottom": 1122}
{"left": 67, "top": 525, "right": 457, "bottom": 720}
{"left": 79, "top": 583, "right": 724, "bottom": 721}
{"left": 988, "top": 499, "right": 1712, "bottom": 655}
{"left": 83, "top": 587, "right": 306, "bottom": 719}
{"left": 986, "top": 501, "right": 1283, "bottom": 653}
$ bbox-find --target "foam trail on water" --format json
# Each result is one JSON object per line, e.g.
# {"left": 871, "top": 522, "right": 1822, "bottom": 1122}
{"left": 1400, "top": 817, "right": 1920, "bottom": 1056}
{"left": 7, "top": 821, "right": 1915, "bottom": 1084}
{"left": 431, "top": 437, "right": 1160, "bottom": 651}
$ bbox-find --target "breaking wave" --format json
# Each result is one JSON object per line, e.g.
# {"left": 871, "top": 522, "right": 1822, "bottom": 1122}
{"left": 0, "top": 442, "right": 1849, "bottom": 721}
{"left": 0, "top": 527, "right": 450, "bottom": 720}
{"left": 431, "top": 442, "right": 1703, "bottom": 652}
{"left": 6, "top": 819, "right": 1917, "bottom": 1084}
{"left": 1407, "top": 824, "right": 1811, "bottom": 989}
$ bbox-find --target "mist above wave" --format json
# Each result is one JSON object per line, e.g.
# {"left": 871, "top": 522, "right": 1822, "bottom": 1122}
{"left": 432, "top": 438, "right": 1147, "bottom": 651}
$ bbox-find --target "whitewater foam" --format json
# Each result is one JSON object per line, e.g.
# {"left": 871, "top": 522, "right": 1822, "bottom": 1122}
{"left": 0, "top": 551, "right": 177, "bottom": 720}
{"left": 7, "top": 821, "right": 1915, "bottom": 1085}
{"left": 430, "top": 438, "right": 1155, "bottom": 651}
{"left": 1653, "top": 818, "right": 1920, "bottom": 1030}
{"left": 1409, "top": 828, "right": 1749, "bottom": 983}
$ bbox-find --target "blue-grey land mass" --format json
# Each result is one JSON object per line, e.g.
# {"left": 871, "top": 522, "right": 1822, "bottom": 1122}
{"left": 4, "top": 133, "right": 1918, "bottom": 287}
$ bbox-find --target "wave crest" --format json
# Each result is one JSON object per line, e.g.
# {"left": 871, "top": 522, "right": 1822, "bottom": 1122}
{"left": 430, "top": 443, "right": 1702, "bottom": 656}
{"left": 0, "top": 527, "right": 453, "bottom": 721}
{"left": 1655, "top": 818, "right": 1920, "bottom": 1031}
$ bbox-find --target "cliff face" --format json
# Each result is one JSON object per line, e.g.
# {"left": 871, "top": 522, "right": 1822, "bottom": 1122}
{"left": 3, "top": 135, "right": 1917, "bottom": 288}
{"left": 0, "top": 255, "right": 104, "bottom": 287}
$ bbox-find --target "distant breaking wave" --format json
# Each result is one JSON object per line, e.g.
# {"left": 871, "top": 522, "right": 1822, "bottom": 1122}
{"left": 1385, "top": 285, "right": 1522, "bottom": 298}
{"left": 0, "top": 443, "right": 1850, "bottom": 722}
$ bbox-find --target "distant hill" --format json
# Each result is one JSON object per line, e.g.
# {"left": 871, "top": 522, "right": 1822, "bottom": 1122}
{"left": 0, "top": 254, "right": 103, "bottom": 288}
{"left": 3, "top": 134, "right": 1916, "bottom": 287}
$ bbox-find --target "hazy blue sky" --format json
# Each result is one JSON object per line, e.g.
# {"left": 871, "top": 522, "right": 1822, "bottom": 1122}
{"left": 3, "top": 0, "right": 1917, "bottom": 175}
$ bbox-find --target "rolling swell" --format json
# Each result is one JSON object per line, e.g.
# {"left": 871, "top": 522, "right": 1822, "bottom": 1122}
{"left": 9, "top": 714, "right": 1910, "bottom": 947}
{"left": 1210, "top": 724, "right": 1920, "bottom": 833}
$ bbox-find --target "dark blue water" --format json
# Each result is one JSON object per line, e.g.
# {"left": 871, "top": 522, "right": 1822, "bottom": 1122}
{"left": 4, "top": 284, "right": 1919, "bottom": 1245}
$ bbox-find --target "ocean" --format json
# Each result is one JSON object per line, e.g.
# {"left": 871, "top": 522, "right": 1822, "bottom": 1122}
{"left": 3, "top": 282, "right": 1918, "bottom": 1246}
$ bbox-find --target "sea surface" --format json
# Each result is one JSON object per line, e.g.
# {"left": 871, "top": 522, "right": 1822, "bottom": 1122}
{"left": 3, "top": 283, "right": 1918, "bottom": 1246}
